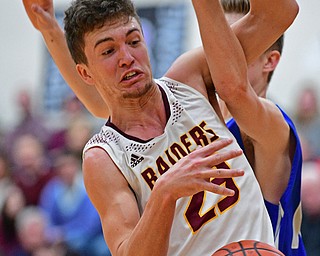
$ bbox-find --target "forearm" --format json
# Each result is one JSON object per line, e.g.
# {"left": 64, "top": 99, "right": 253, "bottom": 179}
{"left": 117, "top": 185, "right": 176, "bottom": 256}
{"left": 232, "top": 0, "right": 299, "bottom": 64}
{"left": 41, "top": 23, "right": 109, "bottom": 118}
{"left": 192, "top": 0, "right": 247, "bottom": 97}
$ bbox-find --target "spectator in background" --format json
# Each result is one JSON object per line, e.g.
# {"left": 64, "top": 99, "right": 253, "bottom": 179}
{"left": 11, "top": 133, "right": 55, "bottom": 206}
{"left": 301, "top": 161, "right": 320, "bottom": 255}
{"left": 60, "top": 95, "right": 102, "bottom": 131}
{"left": 0, "top": 185, "right": 26, "bottom": 255}
{"left": 294, "top": 84, "right": 320, "bottom": 161}
{"left": 46, "top": 93, "right": 100, "bottom": 131}
{"left": 48, "top": 116, "right": 95, "bottom": 162}
{"left": 15, "top": 206, "right": 75, "bottom": 256}
{"left": 4, "top": 88, "right": 50, "bottom": 162}
{"left": 39, "top": 152, "right": 110, "bottom": 256}
{"left": 0, "top": 149, "right": 13, "bottom": 212}
{"left": 0, "top": 126, "right": 5, "bottom": 152}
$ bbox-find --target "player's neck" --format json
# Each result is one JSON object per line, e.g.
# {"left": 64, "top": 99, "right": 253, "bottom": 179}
{"left": 109, "top": 86, "right": 168, "bottom": 139}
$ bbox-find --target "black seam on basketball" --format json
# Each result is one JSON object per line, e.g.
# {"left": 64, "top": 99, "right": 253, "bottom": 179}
{"left": 215, "top": 248, "right": 233, "bottom": 254}
{"left": 255, "top": 248, "right": 283, "bottom": 255}
{"left": 220, "top": 248, "right": 282, "bottom": 255}
{"left": 253, "top": 241, "right": 262, "bottom": 256}
{"left": 215, "top": 241, "right": 283, "bottom": 255}
{"left": 239, "top": 241, "right": 247, "bottom": 255}
{"left": 255, "top": 242, "right": 282, "bottom": 255}
{"left": 253, "top": 242, "right": 261, "bottom": 256}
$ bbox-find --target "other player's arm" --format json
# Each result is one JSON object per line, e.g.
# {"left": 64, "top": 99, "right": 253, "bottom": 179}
{"left": 231, "top": 0, "right": 299, "bottom": 65}
{"left": 22, "top": 0, "right": 109, "bottom": 118}
{"left": 166, "top": 0, "right": 298, "bottom": 102}
{"left": 192, "top": 0, "right": 296, "bottom": 203}
{"left": 83, "top": 139, "right": 244, "bottom": 256}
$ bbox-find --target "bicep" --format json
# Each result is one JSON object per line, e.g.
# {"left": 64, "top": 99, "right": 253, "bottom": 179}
{"left": 231, "top": 0, "right": 299, "bottom": 65}
{"left": 82, "top": 148, "right": 140, "bottom": 254}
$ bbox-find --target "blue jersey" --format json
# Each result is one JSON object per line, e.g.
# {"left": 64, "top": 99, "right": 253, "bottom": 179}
{"left": 227, "top": 106, "right": 306, "bottom": 256}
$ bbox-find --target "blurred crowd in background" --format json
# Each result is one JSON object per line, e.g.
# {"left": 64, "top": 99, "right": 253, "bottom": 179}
{"left": 1, "top": 80, "right": 320, "bottom": 255}
{"left": 0, "top": 89, "right": 110, "bottom": 256}
{"left": 295, "top": 82, "right": 320, "bottom": 256}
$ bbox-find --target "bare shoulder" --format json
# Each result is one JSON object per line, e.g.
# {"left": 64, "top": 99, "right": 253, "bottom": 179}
{"left": 83, "top": 147, "right": 129, "bottom": 192}
{"left": 244, "top": 98, "right": 292, "bottom": 203}
{"left": 82, "top": 147, "right": 141, "bottom": 254}
{"left": 260, "top": 98, "right": 290, "bottom": 148}
{"left": 237, "top": 96, "right": 290, "bottom": 151}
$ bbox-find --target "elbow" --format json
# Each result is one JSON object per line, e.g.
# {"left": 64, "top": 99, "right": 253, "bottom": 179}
{"left": 252, "top": 1, "right": 300, "bottom": 33}
{"left": 279, "top": 1, "right": 299, "bottom": 31}
{"left": 292, "top": 1, "right": 300, "bottom": 18}
{"left": 286, "top": 1, "right": 299, "bottom": 27}
{"left": 217, "top": 80, "right": 248, "bottom": 103}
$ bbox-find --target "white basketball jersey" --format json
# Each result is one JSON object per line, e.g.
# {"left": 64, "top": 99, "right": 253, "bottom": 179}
{"left": 83, "top": 77, "right": 274, "bottom": 255}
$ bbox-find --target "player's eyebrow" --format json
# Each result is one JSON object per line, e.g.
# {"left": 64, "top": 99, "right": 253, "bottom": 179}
{"left": 94, "top": 37, "right": 113, "bottom": 49}
{"left": 94, "top": 28, "right": 140, "bottom": 49}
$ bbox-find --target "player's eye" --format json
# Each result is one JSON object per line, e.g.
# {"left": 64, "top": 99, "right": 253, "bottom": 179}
{"left": 102, "top": 48, "right": 114, "bottom": 55}
{"left": 130, "top": 39, "right": 140, "bottom": 46}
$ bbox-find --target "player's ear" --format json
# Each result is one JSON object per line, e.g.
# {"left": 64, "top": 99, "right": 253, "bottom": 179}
{"left": 76, "top": 64, "right": 95, "bottom": 85}
{"left": 263, "top": 50, "right": 281, "bottom": 73}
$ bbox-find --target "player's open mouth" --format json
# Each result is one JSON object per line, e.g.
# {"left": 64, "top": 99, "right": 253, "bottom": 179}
{"left": 123, "top": 71, "right": 137, "bottom": 80}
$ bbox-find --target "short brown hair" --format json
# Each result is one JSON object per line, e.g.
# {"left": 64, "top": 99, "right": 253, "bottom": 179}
{"left": 64, "top": 0, "right": 141, "bottom": 65}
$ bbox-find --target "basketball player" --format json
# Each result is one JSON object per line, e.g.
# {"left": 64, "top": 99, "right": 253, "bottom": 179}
{"left": 217, "top": 1, "right": 306, "bottom": 255}
{"left": 22, "top": 0, "right": 299, "bottom": 254}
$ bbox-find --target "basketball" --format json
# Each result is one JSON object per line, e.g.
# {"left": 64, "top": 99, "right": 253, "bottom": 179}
{"left": 212, "top": 240, "right": 284, "bottom": 256}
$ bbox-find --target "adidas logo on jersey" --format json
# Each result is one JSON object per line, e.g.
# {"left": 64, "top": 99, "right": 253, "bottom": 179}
{"left": 130, "top": 154, "right": 144, "bottom": 168}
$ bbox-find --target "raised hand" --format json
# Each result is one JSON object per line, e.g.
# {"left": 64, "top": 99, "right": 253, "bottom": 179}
{"left": 22, "top": 0, "right": 56, "bottom": 31}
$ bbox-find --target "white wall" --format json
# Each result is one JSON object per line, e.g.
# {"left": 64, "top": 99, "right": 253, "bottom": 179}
{"left": 1, "top": 0, "right": 319, "bottom": 131}
{"left": 269, "top": 0, "right": 320, "bottom": 114}
{"left": 0, "top": 1, "right": 43, "bottom": 130}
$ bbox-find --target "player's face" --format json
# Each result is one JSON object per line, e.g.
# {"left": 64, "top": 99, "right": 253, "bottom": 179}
{"left": 247, "top": 54, "right": 268, "bottom": 96}
{"left": 78, "top": 17, "right": 154, "bottom": 102}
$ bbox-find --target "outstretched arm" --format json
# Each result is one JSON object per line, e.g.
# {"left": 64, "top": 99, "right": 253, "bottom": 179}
{"left": 174, "top": 0, "right": 299, "bottom": 141}
{"left": 166, "top": 0, "right": 299, "bottom": 94}
{"left": 191, "top": 0, "right": 298, "bottom": 203}
{"left": 22, "top": 0, "right": 109, "bottom": 118}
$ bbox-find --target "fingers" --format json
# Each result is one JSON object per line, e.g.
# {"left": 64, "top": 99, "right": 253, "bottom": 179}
{"left": 201, "top": 169, "right": 244, "bottom": 196}
{"left": 161, "top": 138, "right": 244, "bottom": 199}
{"left": 199, "top": 168, "right": 244, "bottom": 184}
{"left": 195, "top": 138, "right": 234, "bottom": 157}
{"left": 206, "top": 182, "right": 236, "bottom": 196}
{"left": 206, "top": 168, "right": 244, "bottom": 179}
{"left": 193, "top": 138, "right": 242, "bottom": 160}
{"left": 191, "top": 139, "right": 242, "bottom": 169}
{"left": 31, "top": 3, "right": 46, "bottom": 18}
{"left": 206, "top": 148, "right": 242, "bottom": 166}
{"left": 31, "top": 3, "right": 40, "bottom": 13}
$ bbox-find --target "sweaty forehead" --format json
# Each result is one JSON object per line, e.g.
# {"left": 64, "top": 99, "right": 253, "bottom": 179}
{"left": 83, "top": 17, "right": 142, "bottom": 53}
{"left": 85, "top": 17, "right": 141, "bottom": 41}
{"left": 100, "top": 16, "right": 140, "bottom": 34}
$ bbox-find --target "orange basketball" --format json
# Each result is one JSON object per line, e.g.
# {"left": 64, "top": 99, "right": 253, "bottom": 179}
{"left": 212, "top": 240, "right": 284, "bottom": 256}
